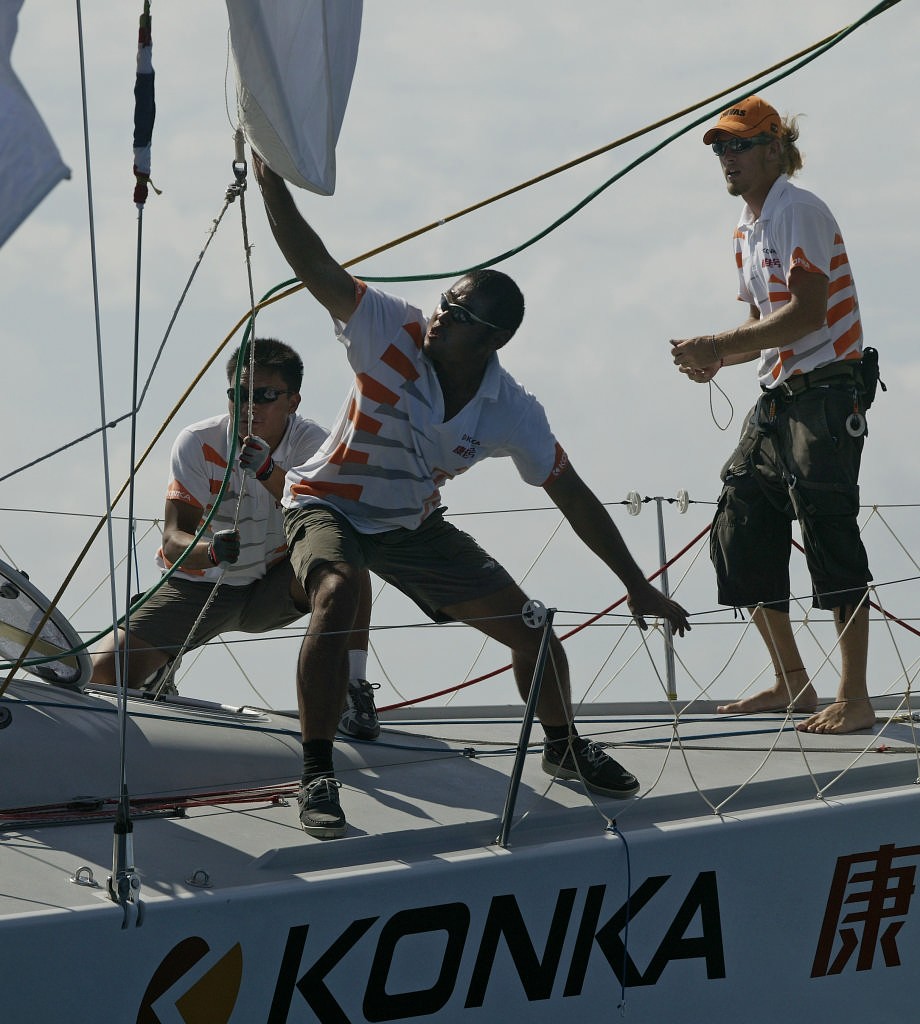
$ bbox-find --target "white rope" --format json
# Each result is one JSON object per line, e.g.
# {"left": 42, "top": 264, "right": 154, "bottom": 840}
{"left": 148, "top": 134, "right": 262, "bottom": 700}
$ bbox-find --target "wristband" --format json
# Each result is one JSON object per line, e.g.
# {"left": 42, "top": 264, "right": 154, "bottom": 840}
{"left": 256, "top": 458, "right": 275, "bottom": 482}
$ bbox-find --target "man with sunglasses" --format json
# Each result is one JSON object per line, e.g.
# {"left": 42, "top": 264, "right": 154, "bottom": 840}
{"left": 91, "top": 337, "right": 381, "bottom": 744}
{"left": 253, "top": 154, "right": 691, "bottom": 839}
{"left": 670, "top": 95, "right": 876, "bottom": 735}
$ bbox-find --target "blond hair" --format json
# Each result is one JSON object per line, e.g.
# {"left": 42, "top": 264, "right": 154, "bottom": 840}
{"left": 778, "top": 114, "right": 804, "bottom": 177}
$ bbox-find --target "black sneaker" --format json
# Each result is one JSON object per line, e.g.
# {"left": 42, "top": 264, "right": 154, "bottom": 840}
{"left": 339, "top": 678, "right": 381, "bottom": 740}
{"left": 542, "top": 736, "right": 640, "bottom": 798}
{"left": 297, "top": 776, "right": 346, "bottom": 838}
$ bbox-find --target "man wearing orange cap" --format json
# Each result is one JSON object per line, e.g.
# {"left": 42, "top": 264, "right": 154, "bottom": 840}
{"left": 670, "top": 96, "right": 881, "bottom": 735}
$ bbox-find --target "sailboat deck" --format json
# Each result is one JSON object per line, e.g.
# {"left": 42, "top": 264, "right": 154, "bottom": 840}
{"left": 2, "top": 698, "right": 917, "bottom": 915}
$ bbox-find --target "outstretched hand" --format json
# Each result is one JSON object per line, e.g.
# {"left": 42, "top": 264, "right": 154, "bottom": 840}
{"left": 626, "top": 580, "right": 691, "bottom": 637}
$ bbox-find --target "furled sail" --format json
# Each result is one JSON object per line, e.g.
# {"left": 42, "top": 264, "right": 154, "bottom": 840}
{"left": 0, "top": 0, "right": 70, "bottom": 248}
{"left": 225, "top": 0, "right": 362, "bottom": 195}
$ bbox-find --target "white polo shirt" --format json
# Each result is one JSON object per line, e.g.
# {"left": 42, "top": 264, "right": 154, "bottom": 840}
{"left": 733, "top": 176, "right": 863, "bottom": 388}
{"left": 157, "top": 412, "right": 329, "bottom": 584}
{"left": 282, "top": 282, "right": 568, "bottom": 532}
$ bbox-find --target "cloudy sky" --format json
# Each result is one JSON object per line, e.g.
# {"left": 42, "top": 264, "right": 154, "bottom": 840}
{"left": 2, "top": 0, "right": 918, "bottom": 711}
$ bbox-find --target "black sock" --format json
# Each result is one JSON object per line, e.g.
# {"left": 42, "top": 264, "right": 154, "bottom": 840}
{"left": 302, "top": 738, "right": 334, "bottom": 784}
{"left": 543, "top": 723, "right": 578, "bottom": 747}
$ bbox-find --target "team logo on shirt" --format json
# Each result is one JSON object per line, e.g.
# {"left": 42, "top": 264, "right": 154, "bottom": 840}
{"left": 760, "top": 245, "right": 781, "bottom": 270}
{"left": 453, "top": 434, "right": 481, "bottom": 461}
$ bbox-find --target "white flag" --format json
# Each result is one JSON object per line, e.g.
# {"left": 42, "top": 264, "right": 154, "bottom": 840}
{"left": 0, "top": 0, "right": 70, "bottom": 249}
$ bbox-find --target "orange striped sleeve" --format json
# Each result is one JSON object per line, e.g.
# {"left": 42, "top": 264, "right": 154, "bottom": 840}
{"left": 790, "top": 246, "right": 825, "bottom": 276}
{"left": 541, "top": 444, "right": 570, "bottom": 487}
{"left": 165, "top": 479, "right": 201, "bottom": 507}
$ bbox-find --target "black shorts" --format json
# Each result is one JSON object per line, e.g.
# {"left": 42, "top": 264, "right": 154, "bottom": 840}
{"left": 285, "top": 504, "right": 514, "bottom": 622}
{"left": 710, "top": 384, "right": 871, "bottom": 612}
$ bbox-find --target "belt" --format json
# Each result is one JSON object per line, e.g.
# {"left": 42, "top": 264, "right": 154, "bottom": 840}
{"left": 767, "top": 360, "right": 860, "bottom": 397}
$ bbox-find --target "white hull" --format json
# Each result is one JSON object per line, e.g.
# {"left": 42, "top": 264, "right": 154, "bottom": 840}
{"left": 3, "top": 684, "right": 917, "bottom": 1022}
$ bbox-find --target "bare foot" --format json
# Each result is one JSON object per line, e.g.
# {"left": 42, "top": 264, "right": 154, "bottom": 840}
{"left": 717, "top": 678, "right": 818, "bottom": 715}
{"left": 796, "top": 700, "right": 876, "bottom": 734}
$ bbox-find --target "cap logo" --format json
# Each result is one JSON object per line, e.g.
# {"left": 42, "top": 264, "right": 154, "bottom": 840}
{"left": 725, "top": 107, "right": 747, "bottom": 118}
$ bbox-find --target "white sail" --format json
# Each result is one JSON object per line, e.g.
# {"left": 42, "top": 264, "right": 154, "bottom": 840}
{"left": 0, "top": 0, "right": 70, "bottom": 248}
{"left": 226, "top": 0, "right": 362, "bottom": 195}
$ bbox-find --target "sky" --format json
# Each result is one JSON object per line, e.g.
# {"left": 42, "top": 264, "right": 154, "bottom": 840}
{"left": 2, "top": 0, "right": 918, "bottom": 713}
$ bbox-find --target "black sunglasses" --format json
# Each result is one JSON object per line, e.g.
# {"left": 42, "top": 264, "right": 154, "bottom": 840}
{"left": 710, "top": 136, "right": 773, "bottom": 157}
{"left": 436, "top": 293, "right": 504, "bottom": 331}
{"left": 226, "top": 386, "right": 291, "bottom": 404}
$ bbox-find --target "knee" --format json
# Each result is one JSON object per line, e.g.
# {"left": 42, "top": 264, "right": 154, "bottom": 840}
{"left": 308, "top": 564, "right": 363, "bottom": 626}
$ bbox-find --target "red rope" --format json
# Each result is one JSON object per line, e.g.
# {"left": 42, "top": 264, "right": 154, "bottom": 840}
{"left": 378, "top": 522, "right": 713, "bottom": 712}
{"left": 379, "top": 525, "right": 920, "bottom": 713}
{"left": 0, "top": 782, "right": 298, "bottom": 825}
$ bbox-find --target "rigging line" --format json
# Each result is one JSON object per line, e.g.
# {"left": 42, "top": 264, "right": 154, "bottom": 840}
{"left": 0, "top": 193, "right": 238, "bottom": 488}
{"left": 790, "top": 537, "right": 920, "bottom": 640}
{"left": 0, "top": 414, "right": 132, "bottom": 485}
{"left": 148, "top": 146, "right": 262, "bottom": 699}
{"left": 310, "top": 8, "right": 893, "bottom": 276}
{"left": 355, "top": 0, "right": 904, "bottom": 284}
{"left": 10, "top": 497, "right": 919, "bottom": 519}
{"left": 137, "top": 195, "right": 236, "bottom": 411}
{"left": 207, "top": 3, "right": 902, "bottom": 326}
{"left": 0, "top": 213, "right": 265, "bottom": 679}
{"left": 445, "top": 514, "right": 568, "bottom": 707}
{"left": 0, "top": 0, "right": 110, "bottom": 701}
{"left": 377, "top": 523, "right": 714, "bottom": 713}
{"left": 872, "top": 505, "right": 920, "bottom": 575}
{"left": 104, "top": 1, "right": 159, "bottom": 920}
{"left": 112, "top": 192, "right": 146, "bottom": 797}
{"left": 5, "top": 4, "right": 901, "bottom": 635}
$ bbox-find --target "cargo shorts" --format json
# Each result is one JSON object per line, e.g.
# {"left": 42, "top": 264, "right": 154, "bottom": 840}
{"left": 709, "top": 383, "right": 871, "bottom": 613}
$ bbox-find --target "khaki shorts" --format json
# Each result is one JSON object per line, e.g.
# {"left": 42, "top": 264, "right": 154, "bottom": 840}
{"left": 127, "top": 560, "right": 307, "bottom": 661}
{"left": 285, "top": 505, "right": 514, "bottom": 623}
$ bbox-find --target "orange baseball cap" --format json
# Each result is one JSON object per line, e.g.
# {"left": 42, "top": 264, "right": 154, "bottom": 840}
{"left": 702, "top": 96, "right": 781, "bottom": 144}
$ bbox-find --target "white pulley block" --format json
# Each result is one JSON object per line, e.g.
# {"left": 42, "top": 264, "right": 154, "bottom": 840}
{"left": 522, "top": 600, "right": 548, "bottom": 629}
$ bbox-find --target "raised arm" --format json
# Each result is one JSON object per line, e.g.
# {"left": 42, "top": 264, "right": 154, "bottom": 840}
{"left": 252, "top": 152, "right": 358, "bottom": 323}
{"left": 544, "top": 463, "right": 691, "bottom": 636}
